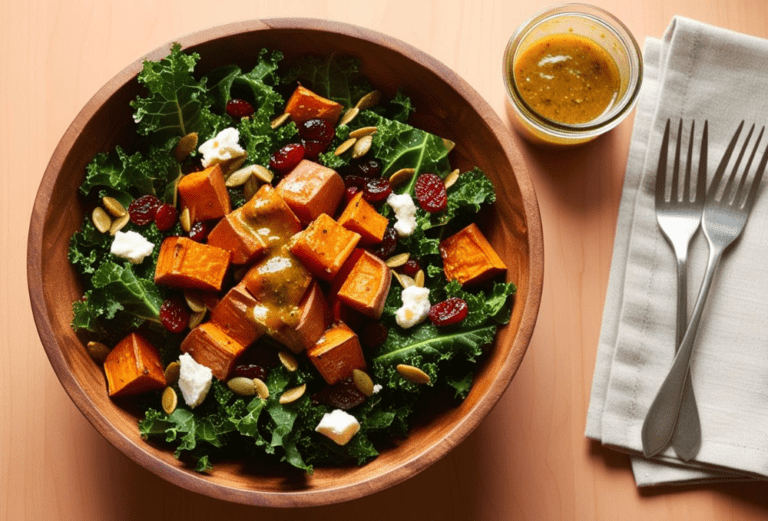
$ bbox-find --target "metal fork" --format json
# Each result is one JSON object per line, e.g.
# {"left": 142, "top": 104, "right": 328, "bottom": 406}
{"left": 642, "top": 121, "right": 767, "bottom": 459}
{"left": 642, "top": 119, "right": 707, "bottom": 461}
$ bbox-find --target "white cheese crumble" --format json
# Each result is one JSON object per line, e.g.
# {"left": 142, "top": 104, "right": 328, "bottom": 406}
{"left": 386, "top": 193, "right": 418, "bottom": 237}
{"left": 396, "top": 286, "right": 431, "bottom": 329}
{"left": 178, "top": 353, "right": 212, "bottom": 408}
{"left": 315, "top": 409, "right": 360, "bottom": 446}
{"left": 110, "top": 230, "right": 154, "bottom": 264}
{"left": 373, "top": 384, "right": 383, "bottom": 394}
{"left": 198, "top": 127, "right": 246, "bottom": 168}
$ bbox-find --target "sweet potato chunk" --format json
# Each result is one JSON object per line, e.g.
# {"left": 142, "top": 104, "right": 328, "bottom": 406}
{"left": 181, "top": 322, "right": 246, "bottom": 380}
{"left": 178, "top": 163, "right": 231, "bottom": 222}
{"left": 154, "top": 237, "right": 230, "bottom": 291}
{"left": 210, "top": 283, "right": 264, "bottom": 346}
{"left": 285, "top": 85, "right": 344, "bottom": 125}
{"left": 307, "top": 323, "right": 366, "bottom": 385}
{"left": 440, "top": 223, "right": 507, "bottom": 286}
{"left": 242, "top": 251, "right": 313, "bottom": 310}
{"left": 104, "top": 333, "right": 166, "bottom": 397}
{"left": 337, "top": 251, "right": 391, "bottom": 319}
{"left": 242, "top": 184, "right": 302, "bottom": 246}
{"left": 271, "top": 281, "right": 332, "bottom": 354}
{"left": 337, "top": 192, "right": 388, "bottom": 244}
{"left": 290, "top": 213, "right": 361, "bottom": 280}
{"left": 276, "top": 160, "right": 345, "bottom": 224}
{"left": 207, "top": 207, "right": 268, "bottom": 265}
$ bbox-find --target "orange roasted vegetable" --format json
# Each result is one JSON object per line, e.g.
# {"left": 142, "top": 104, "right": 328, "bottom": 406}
{"left": 181, "top": 322, "right": 247, "bottom": 381}
{"left": 207, "top": 207, "right": 268, "bottom": 265}
{"left": 154, "top": 237, "right": 231, "bottom": 292}
{"left": 178, "top": 163, "right": 231, "bottom": 222}
{"left": 307, "top": 323, "right": 366, "bottom": 385}
{"left": 210, "top": 283, "right": 264, "bottom": 346}
{"left": 440, "top": 223, "right": 507, "bottom": 286}
{"left": 242, "top": 184, "right": 302, "bottom": 246}
{"left": 285, "top": 85, "right": 344, "bottom": 125}
{"left": 290, "top": 213, "right": 360, "bottom": 280}
{"left": 337, "top": 192, "right": 388, "bottom": 244}
{"left": 276, "top": 160, "right": 345, "bottom": 224}
{"left": 103, "top": 333, "right": 166, "bottom": 397}
{"left": 271, "top": 281, "right": 332, "bottom": 354}
{"left": 336, "top": 250, "right": 391, "bottom": 319}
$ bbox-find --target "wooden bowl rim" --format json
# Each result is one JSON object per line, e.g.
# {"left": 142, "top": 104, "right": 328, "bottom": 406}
{"left": 27, "top": 17, "right": 544, "bottom": 507}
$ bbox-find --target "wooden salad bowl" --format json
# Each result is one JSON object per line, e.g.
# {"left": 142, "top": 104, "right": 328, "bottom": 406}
{"left": 27, "top": 18, "right": 543, "bottom": 507}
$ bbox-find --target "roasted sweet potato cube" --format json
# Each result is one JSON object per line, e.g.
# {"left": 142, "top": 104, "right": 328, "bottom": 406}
{"left": 210, "top": 283, "right": 264, "bottom": 346}
{"left": 181, "top": 322, "right": 246, "bottom": 380}
{"left": 337, "top": 250, "right": 391, "bottom": 319}
{"left": 242, "top": 184, "right": 302, "bottom": 245}
{"left": 307, "top": 323, "right": 366, "bottom": 385}
{"left": 271, "top": 281, "right": 332, "bottom": 354}
{"left": 154, "top": 237, "right": 231, "bottom": 292}
{"left": 207, "top": 207, "right": 268, "bottom": 265}
{"left": 276, "top": 160, "right": 345, "bottom": 224}
{"left": 440, "top": 223, "right": 507, "bottom": 286}
{"left": 337, "top": 192, "right": 388, "bottom": 244}
{"left": 285, "top": 85, "right": 344, "bottom": 125}
{"left": 178, "top": 163, "right": 231, "bottom": 222}
{"left": 328, "top": 294, "right": 365, "bottom": 332}
{"left": 290, "top": 214, "right": 361, "bottom": 280}
{"left": 103, "top": 333, "right": 166, "bottom": 397}
{"left": 242, "top": 251, "right": 313, "bottom": 310}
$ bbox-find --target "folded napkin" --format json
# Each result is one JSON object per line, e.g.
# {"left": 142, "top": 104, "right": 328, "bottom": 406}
{"left": 586, "top": 16, "right": 768, "bottom": 486}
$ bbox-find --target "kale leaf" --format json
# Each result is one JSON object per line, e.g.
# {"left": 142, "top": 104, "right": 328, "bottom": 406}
{"left": 283, "top": 54, "right": 371, "bottom": 108}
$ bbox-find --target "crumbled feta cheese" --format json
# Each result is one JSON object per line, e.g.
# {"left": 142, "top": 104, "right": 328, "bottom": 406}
{"left": 396, "top": 286, "right": 431, "bottom": 329}
{"left": 110, "top": 230, "right": 154, "bottom": 264}
{"left": 198, "top": 127, "right": 246, "bottom": 168}
{"left": 373, "top": 384, "right": 383, "bottom": 394}
{"left": 178, "top": 353, "right": 212, "bottom": 408}
{"left": 386, "top": 193, "right": 418, "bottom": 237}
{"left": 315, "top": 409, "right": 361, "bottom": 446}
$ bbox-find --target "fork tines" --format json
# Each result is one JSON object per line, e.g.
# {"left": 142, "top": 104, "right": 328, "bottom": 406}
{"left": 709, "top": 121, "right": 768, "bottom": 210}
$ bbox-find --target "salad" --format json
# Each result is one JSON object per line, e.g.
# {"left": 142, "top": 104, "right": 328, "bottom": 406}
{"left": 69, "top": 44, "right": 516, "bottom": 473}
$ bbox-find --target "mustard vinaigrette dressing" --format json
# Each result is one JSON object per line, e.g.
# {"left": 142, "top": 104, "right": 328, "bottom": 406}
{"left": 514, "top": 34, "right": 621, "bottom": 125}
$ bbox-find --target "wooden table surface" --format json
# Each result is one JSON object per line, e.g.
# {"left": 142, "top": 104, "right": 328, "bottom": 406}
{"left": 4, "top": 0, "right": 768, "bottom": 519}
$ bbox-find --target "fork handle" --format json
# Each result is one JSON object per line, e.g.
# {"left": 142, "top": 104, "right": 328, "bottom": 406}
{"left": 642, "top": 247, "right": 722, "bottom": 458}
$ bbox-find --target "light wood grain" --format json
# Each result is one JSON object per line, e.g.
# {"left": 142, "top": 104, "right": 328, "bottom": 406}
{"left": 5, "top": 0, "right": 768, "bottom": 519}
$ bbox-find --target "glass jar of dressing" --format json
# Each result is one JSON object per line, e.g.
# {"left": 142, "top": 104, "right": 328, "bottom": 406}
{"left": 504, "top": 4, "right": 642, "bottom": 146}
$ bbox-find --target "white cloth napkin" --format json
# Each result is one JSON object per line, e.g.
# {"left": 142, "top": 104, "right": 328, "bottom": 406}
{"left": 585, "top": 16, "right": 768, "bottom": 486}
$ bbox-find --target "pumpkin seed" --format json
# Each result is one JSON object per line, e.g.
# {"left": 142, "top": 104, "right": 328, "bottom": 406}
{"left": 253, "top": 164, "right": 274, "bottom": 184}
{"left": 442, "top": 138, "right": 455, "bottom": 153}
{"left": 162, "top": 387, "right": 178, "bottom": 414}
{"left": 279, "top": 383, "right": 306, "bottom": 404}
{"left": 102, "top": 196, "right": 126, "bottom": 217}
{"left": 393, "top": 271, "right": 415, "bottom": 289}
{"left": 271, "top": 112, "right": 290, "bottom": 129}
{"left": 86, "top": 341, "right": 111, "bottom": 363}
{"left": 164, "top": 361, "right": 181, "bottom": 385}
{"left": 352, "top": 369, "right": 374, "bottom": 397}
{"left": 180, "top": 208, "right": 191, "bottom": 232}
{"left": 349, "top": 126, "right": 377, "bottom": 139}
{"left": 174, "top": 132, "right": 199, "bottom": 162}
{"left": 188, "top": 309, "right": 206, "bottom": 329}
{"left": 352, "top": 135, "right": 372, "bottom": 158}
{"left": 184, "top": 291, "right": 206, "bottom": 313}
{"left": 91, "top": 207, "right": 111, "bottom": 233}
{"left": 444, "top": 169, "right": 460, "bottom": 189}
{"left": 225, "top": 165, "right": 255, "bottom": 187}
{"left": 414, "top": 269, "right": 425, "bottom": 288}
{"left": 334, "top": 138, "right": 357, "bottom": 156}
{"left": 254, "top": 378, "right": 270, "bottom": 399}
{"left": 223, "top": 154, "right": 248, "bottom": 177}
{"left": 355, "top": 90, "right": 382, "bottom": 110}
{"left": 228, "top": 377, "right": 256, "bottom": 396}
{"left": 396, "top": 364, "right": 431, "bottom": 384}
{"left": 109, "top": 214, "right": 130, "bottom": 235}
{"left": 385, "top": 252, "right": 410, "bottom": 268}
{"left": 278, "top": 350, "right": 299, "bottom": 372}
{"left": 389, "top": 168, "right": 416, "bottom": 188}
{"left": 244, "top": 175, "right": 260, "bottom": 200}
{"left": 339, "top": 107, "right": 359, "bottom": 126}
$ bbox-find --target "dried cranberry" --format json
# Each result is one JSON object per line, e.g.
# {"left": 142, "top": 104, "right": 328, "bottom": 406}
{"left": 226, "top": 98, "right": 255, "bottom": 119}
{"left": 401, "top": 259, "right": 421, "bottom": 277}
{"left": 128, "top": 195, "right": 162, "bottom": 226}
{"left": 344, "top": 175, "right": 367, "bottom": 190}
{"left": 344, "top": 186, "right": 360, "bottom": 205}
{"left": 188, "top": 221, "right": 209, "bottom": 242}
{"left": 356, "top": 159, "right": 381, "bottom": 178}
{"left": 301, "top": 139, "right": 327, "bottom": 161}
{"left": 298, "top": 118, "right": 335, "bottom": 143}
{"left": 231, "top": 363, "right": 268, "bottom": 381}
{"left": 269, "top": 143, "right": 305, "bottom": 173}
{"left": 414, "top": 173, "right": 448, "bottom": 213}
{"left": 363, "top": 178, "right": 392, "bottom": 204}
{"left": 367, "top": 227, "right": 398, "bottom": 259}
{"left": 313, "top": 377, "right": 366, "bottom": 410}
{"left": 159, "top": 297, "right": 190, "bottom": 333}
{"left": 154, "top": 204, "right": 178, "bottom": 231}
{"left": 361, "top": 322, "right": 388, "bottom": 349}
{"left": 429, "top": 297, "right": 469, "bottom": 326}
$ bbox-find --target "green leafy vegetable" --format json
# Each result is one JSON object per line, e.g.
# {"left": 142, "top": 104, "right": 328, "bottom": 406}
{"left": 283, "top": 54, "right": 371, "bottom": 108}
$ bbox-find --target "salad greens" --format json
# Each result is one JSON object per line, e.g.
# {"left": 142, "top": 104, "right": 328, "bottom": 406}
{"left": 68, "top": 45, "right": 516, "bottom": 473}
